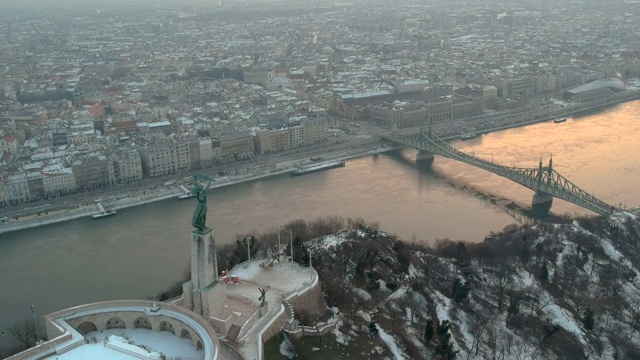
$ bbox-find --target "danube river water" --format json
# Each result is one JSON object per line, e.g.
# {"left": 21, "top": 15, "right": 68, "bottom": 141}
{"left": 1, "top": 100, "right": 640, "bottom": 343}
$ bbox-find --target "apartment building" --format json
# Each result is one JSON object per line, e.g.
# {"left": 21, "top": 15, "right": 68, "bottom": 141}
{"left": 302, "top": 115, "right": 328, "bottom": 146}
{"left": 138, "top": 138, "right": 191, "bottom": 177}
{"left": 0, "top": 174, "right": 7, "bottom": 206}
{"left": 72, "top": 155, "right": 115, "bottom": 191}
{"left": 26, "top": 172, "right": 45, "bottom": 201}
{"left": 255, "top": 127, "right": 291, "bottom": 155}
{"left": 219, "top": 132, "right": 254, "bottom": 163}
{"left": 5, "top": 173, "right": 30, "bottom": 204}
{"left": 199, "top": 138, "right": 219, "bottom": 168}
{"left": 41, "top": 167, "right": 76, "bottom": 197}
{"left": 110, "top": 149, "right": 143, "bottom": 183}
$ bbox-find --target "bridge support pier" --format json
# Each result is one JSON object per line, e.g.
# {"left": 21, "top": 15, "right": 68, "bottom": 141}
{"left": 416, "top": 150, "right": 434, "bottom": 162}
{"left": 532, "top": 191, "right": 553, "bottom": 207}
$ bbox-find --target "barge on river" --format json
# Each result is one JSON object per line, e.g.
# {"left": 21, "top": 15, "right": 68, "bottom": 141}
{"left": 291, "top": 160, "right": 346, "bottom": 176}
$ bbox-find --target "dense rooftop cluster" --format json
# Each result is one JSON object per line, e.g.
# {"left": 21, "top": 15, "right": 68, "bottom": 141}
{"left": 1, "top": 0, "right": 640, "bottom": 207}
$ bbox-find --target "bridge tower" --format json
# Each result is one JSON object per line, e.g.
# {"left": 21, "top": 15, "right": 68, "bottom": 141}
{"left": 416, "top": 122, "right": 434, "bottom": 161}
{"left": 532, "top": 157, "right": 553, "bottom": 206}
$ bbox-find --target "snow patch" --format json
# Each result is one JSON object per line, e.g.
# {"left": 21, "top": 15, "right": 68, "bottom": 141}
{"left": 322, "top": 233, "right": 348, "bottom": 248}
{"left": 106, "top": 335, "right": 162, "bottom": 359}
{"left": 432, "top": 290, "right": 452, "bottom": 322}
{"left": 406, "top": 327, "right": 429, "bottom": 359}
{"left": 546, "top": 303, "right": 587, "bottom": 346}
{"left": 408, "top": 263, "right": 422, "bottom": 278}
{"left": 332, "top": 318, "right": 352, "bottom": 345}
{"left": 279, "top": 335, "right": 297, "bottom": 359}
{"left": 359, "top": 311, "right": 372, "bottom": 322}
{"left": 599, "top": 238, "right": 625, "bottom": 264}
{"left": 377, "top": 279, "right": 392, "bottom": 292}
{"left": 353, "top": 287, "right": 372, "bottom": 302}
{"left": 378, "top": 325, "right": 409, "bottom": 360}
{"left": 410, "top": 291, "right": 429, "bottom": 320}
{"left": 516, "top": 269, "right": 536, "bottom": 288}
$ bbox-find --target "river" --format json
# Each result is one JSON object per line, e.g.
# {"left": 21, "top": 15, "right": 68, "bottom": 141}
{"left": 1, "top": 100, "right": 639, "bottom": 346}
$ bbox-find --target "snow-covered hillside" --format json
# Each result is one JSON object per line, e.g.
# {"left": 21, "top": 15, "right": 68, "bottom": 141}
{"left": 299, "top": 215, "right": 640, "bottom": 359}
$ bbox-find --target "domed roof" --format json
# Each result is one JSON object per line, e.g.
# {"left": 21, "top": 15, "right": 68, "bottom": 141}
{"left": 566, "top": 78, "right": 625, "bottom": 94}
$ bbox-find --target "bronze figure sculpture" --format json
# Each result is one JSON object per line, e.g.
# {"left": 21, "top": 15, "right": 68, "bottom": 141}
{"left": 191, "top": 174, "right": 214, "bottom": 231}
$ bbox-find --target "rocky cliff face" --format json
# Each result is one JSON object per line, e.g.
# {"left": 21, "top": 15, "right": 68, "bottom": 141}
{"left": 308, "top": 214, "right": 640, "bottom": 359}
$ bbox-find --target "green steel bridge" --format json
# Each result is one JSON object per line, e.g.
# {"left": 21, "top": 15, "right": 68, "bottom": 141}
{"left": 382, "top": 129, "right": 617, "bottom": 216}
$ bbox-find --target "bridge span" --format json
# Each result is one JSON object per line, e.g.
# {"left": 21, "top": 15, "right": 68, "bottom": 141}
{"left": 382, "top": 129, "right": 618, "bottom": 216}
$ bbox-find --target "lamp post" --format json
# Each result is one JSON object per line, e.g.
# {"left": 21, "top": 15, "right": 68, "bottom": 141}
{"left": 31, "top": 304, "right": 40, "bottom": 342}
{"left": 244, "top": 236, "right": 252, "bottom": 263}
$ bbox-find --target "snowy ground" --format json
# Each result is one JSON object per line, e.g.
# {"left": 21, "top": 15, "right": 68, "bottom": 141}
{"left": 223, "top": 260, "right": 319, "bottom": 360}
{"left": 45, "top": 328, "right": 203, "bottom": 360}
{"left": 228, "top": 260, "right": 316, "bottom": 294}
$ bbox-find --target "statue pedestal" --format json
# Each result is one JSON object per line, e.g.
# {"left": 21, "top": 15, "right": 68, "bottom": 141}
{"left": 191, "top": 228, "right": 217, "bottom": 289}
{"left": 259, "top": 302, "right": 269, "bottom": 317}
{"left": 183, "top": 228, "right": 218, "bottom": 316}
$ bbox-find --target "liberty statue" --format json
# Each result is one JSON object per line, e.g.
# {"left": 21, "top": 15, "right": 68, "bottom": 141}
{"left": 191, "top": 174, "right": 214, "bottom": 232}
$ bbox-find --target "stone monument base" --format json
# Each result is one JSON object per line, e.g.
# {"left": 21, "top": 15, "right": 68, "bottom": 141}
{"left": 183, "top": 228, "right": 220, "bottom": 317}
{"left": 259, "top": 302, "right": 269, "bottom": 317}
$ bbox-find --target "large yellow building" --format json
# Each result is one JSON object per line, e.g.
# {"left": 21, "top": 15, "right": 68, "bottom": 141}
{"left": 254, "top": 116, "right": 328, "bottom": 155}
{"left": 369, "top": 95, "right": 482, "bottom": 128}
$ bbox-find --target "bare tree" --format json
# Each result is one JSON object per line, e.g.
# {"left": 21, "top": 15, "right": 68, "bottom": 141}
{"left": 408, "top": 287, "right": 419, "bottom": 323}
{"left": 385, "top": 301, "right": 398, "bottom": 331}
{"left": 8, "top": 320, "right": 36, "bottom": 349}
{"left": 486, "top": 261, "right": 515, "bottom": 312}
{"left": 467, "top": 311, "right": 491, "bottom": 358}
{"left": 511, "top": 338, "right": 540, "bottom": 360}
{"left": 496, "top": 328, "right": 515, "bottom": 360}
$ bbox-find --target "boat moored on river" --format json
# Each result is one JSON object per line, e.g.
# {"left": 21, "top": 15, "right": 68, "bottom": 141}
{"left": 91, "top": 210, "right": 117, "bottom": 219}
{"left": 459, "top": 133, "right": 478, "bottom": 140}
{"left": 91, "top": 202, "right": 117, "bottom": 219}
{"left": 291, "top": 160, "right": 346, "bottom": 176}
{"left": 177, "top": 185, "right": 197, "bottom": 200}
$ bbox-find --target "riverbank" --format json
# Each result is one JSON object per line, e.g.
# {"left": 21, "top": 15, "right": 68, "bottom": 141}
{"left": 0, "top": 145, "right": 393, "bottom": 235}
{"left": 2, "top": 89, "right": 639, "bottom": 235}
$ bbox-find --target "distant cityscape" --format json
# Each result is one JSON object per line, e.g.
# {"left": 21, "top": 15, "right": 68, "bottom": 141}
{"left": 2, "top": 0, "right": 640, "bottom": 208}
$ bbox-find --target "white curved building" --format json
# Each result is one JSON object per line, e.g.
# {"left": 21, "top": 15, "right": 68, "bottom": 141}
{"left": 564, "top": 78, "right": 625, "bottom": 102}
{"left": 8, "top": 300, "right": 221, "bottom": 360}
{"left": 565, "top": 77, "right": 625, "bottom": 94}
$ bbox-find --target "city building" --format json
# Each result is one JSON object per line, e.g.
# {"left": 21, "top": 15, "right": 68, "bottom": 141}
{"left": 110, "top": 149, "right": 143, "bottom": 183}
{"left": 26, "top": 171, "right": 45, "bottom": 201}
{"left": 71, "top": 155, "right": 115, "bottom": 191}
{"left": 563, "top": 78, "right": 625, "bottom": 102}
{"left": 5, "top": 173, "right": 30, "bottom": 204}
{"left": 41, "top": 165, "right": 76, "bottom": 197}
{"left": 393, "top": 79, "right": 430, "bottom": 93}
{"left": 138, "top": 138, "right": 191, "bottom": 177}
{"left": 301, "top": 112, "right": 328, "bottom": 146}
{"left": 198, "top": 138, "right": 221, "bottom": 168}
{"left": 0, "top": 135, "right": 19, "bottom": 154}
{"left": 369, "top": 94, "right": 482, "bottom": 128}
{"left": 0, "top": 174, "right": 7, "bottom": 207}
{"left": 219, "top": 132, "right": 254, "bottom": 163}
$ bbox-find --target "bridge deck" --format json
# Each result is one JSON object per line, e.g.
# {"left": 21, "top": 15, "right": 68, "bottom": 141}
{"left": 383, "top": 131, "right": 616, "bottom": 215}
